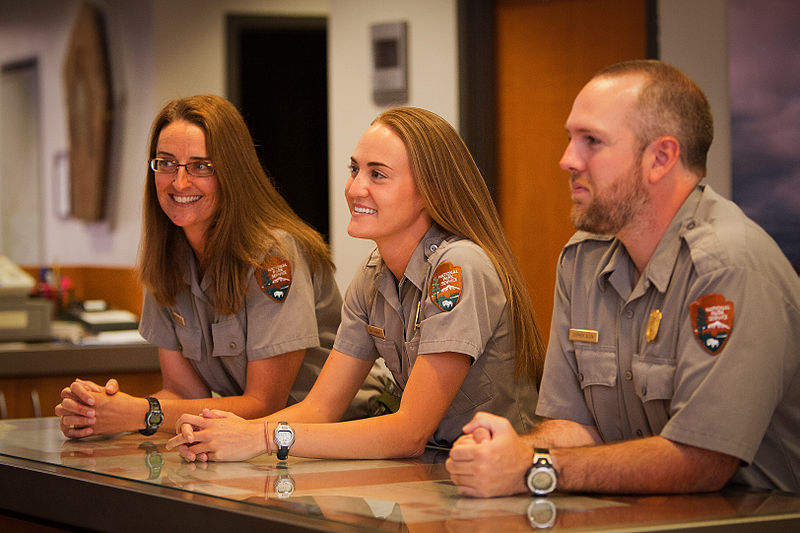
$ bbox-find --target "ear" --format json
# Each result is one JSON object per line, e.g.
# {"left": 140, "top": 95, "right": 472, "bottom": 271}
{"left": 644, "top": 136, "right": 680, "bottom": 184}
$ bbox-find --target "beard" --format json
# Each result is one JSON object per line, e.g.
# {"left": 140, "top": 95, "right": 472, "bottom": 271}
{"left": 570, "top": 159, "right": 649, "bottom": 235}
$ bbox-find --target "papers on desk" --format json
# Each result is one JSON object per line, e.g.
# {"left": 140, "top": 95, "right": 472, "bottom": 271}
{"left": 76, "top": 309, "right": 139, "bottom": 332}
{"left": 79, "top": 329, "right": 147, "bottom": 345}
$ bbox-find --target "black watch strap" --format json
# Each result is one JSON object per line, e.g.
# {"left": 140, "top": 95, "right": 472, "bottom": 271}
{"left": 139, "top": 396, "right": 163, "bottom": 436}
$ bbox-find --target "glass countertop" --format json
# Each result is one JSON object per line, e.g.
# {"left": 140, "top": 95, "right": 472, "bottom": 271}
{"left": 1, "top": 417, "right": 799, "bottom": 532}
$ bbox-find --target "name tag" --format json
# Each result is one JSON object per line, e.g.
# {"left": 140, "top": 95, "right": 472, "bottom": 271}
{"left": 366, "top": 324, "right": 385, "bottom": 339}
{"left": 569, "top": 328, "right": 598, "bottom": 343}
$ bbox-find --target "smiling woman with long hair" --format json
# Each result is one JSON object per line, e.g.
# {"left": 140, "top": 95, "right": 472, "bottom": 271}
{"left": 166, "top": 106, "right": 544, "bottom": 461}
{"left": 55, "top": 95, "right": 386, "bottom": 438}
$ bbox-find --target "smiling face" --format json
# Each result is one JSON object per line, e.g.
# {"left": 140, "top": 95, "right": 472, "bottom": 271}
{"left": 345, "top": 122, "right": 431, "bottom": 251}
{"left": 559, "top": 74, "right": 650, "bottom": 235}
{"left": 154, "top": 120, "right": 219, "bottom": 248}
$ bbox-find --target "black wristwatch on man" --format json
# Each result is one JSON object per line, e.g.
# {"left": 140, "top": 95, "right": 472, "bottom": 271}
{"left": 139, "top": 396, "right": 163, "bottom": 436}
{"left": 525, "top": 448, "right": 558, "bottom": 496}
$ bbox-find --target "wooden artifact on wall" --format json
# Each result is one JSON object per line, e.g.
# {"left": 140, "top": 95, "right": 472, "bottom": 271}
{"left": 63, "top": 2, "right": 113, "bottom": 221}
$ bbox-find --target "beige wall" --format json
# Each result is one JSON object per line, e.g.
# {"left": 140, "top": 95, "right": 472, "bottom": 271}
{"left": 0, "top": 0, "right": 458, "bottom": 291}
{"left": 1, "top": 0, "right": 730, "bottom": 291}
{"left": 0, "top": 0, "right": 153, "bottom": 268}
{"left": 659, "top": 0, "right": 731, "bottom": 197}
{"left": 327, "top": 0, "right": 459, "bottom": 289}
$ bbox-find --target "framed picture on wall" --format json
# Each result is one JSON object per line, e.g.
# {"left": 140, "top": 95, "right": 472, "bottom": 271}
{"left": 63, "top": 2, "right": 113, "bottom": 222}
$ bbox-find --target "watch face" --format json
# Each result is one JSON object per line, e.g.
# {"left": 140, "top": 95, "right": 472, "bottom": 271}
{"left": 532, "top": 470, "right": 555, "bottom": 492}
{"left": 527, "top": 499, "right": 557, "bottom": 529}
{"left": 276, "top": 428, "right": 293, "bottom": 446}
{"left": 274, "top": 477, "right": 295, "bottom": 498}
{"left": 147, "top": 413, "right": 164, "bottom": 426}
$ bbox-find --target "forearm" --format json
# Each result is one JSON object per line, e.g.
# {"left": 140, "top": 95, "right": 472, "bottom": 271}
{"left": 521, "top": 418, "right": 603, "bottom": 448}
{"left": 158, "top": 394, "right": 272, "bottom": 433}
{"left": 552, "top": 436, "right": 739, "bottom": 494}
{"left": 263, "top": 393, "right": 349, "bottom": 426}
{"left": 272, "top": 410, "right": 431, "bottom": 460}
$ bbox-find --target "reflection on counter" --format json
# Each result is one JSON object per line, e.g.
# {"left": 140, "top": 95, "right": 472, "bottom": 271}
{"left": 2, "top": 418, "right": 799, "bottom": 532}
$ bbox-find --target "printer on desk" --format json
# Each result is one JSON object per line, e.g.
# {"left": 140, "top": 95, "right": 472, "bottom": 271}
{"left": 0, "top": 255, "right": 52, "bottom": 341}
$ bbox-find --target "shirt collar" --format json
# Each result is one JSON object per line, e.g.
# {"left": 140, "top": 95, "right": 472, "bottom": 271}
{"left": 597, "top": 185, "right": 704, "bottom": 297}
{"left": 404, "top": 224, "right": 451, "bottom": 292}
{"left": 371, "top": 224, "right": 451, "bottom": 293}
{"left": 642, "top": 184, "right": 704, "bottom": 293}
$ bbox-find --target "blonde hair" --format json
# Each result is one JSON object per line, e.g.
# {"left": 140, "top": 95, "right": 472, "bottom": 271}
{"left": 374, "top": 107, "right": 546, "bottom": 382}
{"left": 138, "top": 94, "right": 332, "bottom": 315}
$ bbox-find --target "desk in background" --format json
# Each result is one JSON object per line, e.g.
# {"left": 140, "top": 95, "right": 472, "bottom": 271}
{"left": 1, "top": 418, "right": 799, "bottom": 532}
{"left": 0, "top": 341, "right": 160, "bottom": 419}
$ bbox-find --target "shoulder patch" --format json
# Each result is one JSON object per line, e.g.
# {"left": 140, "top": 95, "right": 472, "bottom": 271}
{"left": 689, "top": 293, "right": 734, "bottom": 355}
{"left": 255, "top": 255, "right": 292, "bottom": 302}
{"left": 430, "top": 261, "right": 462, "bottom": 312}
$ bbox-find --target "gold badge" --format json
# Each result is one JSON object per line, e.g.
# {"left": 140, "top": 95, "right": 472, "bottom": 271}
{"left": 646, "top": 309, "right": 662, "bottom": 342}
{"left": 366, "top": 325, "right": 385, "bottom": 339}
{"left": 569, "top": 328, "right": 598, "bottom": 343}
{"left": 171, "top": 311, "right": 185, "bottom": 327}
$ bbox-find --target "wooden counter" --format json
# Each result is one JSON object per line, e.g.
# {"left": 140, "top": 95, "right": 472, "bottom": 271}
{"left": 1, "top": 418, "right": 799, "bottom": 532}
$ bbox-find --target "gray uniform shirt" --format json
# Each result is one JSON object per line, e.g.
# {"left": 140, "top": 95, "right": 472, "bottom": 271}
{"left": 139, "top": 231, "right": 340, "bottom": 407}
{"left": 537, "top": 185, "right": 800, "bottom": 492}
{"left": 334, "top": 224, "right": 539, "bottom": 446}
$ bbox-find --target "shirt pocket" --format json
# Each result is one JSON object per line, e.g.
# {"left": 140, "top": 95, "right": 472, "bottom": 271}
{"left": 574, "top": 346, "right": 618, "bottom": 389}
{"left": 574, "top": 346, "right": 620, "bottom": 440}
{"left": 631, "top": 354, "right": 675, "bottom": 402}
{"left": 632, "top": 353, "right": 675, "bottom": 434}
{"left": 211, "top": 317, "right": 246, "bottom": 358}
{"left": 175, "top": 325, "right": 203, "bottom": 362}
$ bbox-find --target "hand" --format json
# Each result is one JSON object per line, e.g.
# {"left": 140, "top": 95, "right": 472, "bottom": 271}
{"left": 445, "top": 412, "right": 533, "bottom": 498}
{"left": 166, "top": 409, "right": 266, "bottom": 462}
{"left": 55, "top": 378, "right": 120, "bottom": 438}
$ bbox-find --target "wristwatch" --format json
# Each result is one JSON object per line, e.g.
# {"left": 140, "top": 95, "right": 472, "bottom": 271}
{"left": 525, "top": 448, "right": 558, "bottom": 496}
{"left": 527, "top": 498, "right": 557, "bottom": 529}
{"left": 139, "top": 397, "right": 163, "bottom": 436}
{"left": 273, "top": 421, "right": 295, "bottom": 460}
{"left": 138, "top": 442, "right": 164, "bottom": 479}
{"left": 274, "top": 473, "right": 295, "bottom": 498}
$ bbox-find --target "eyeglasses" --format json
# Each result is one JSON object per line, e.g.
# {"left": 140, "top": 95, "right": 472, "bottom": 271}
{"left": 150, "top": 158, "right": 215, "bottom": 177}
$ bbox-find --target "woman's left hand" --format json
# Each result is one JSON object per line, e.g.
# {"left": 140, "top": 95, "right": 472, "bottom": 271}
{"left": 166, "top": 409, "right": 266, "bottom": 462}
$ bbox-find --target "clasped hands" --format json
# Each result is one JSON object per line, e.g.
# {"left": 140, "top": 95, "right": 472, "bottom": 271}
{"left": 165, "top": 409, "right": 266, "bottom": 462}
{"left": 55, "top": 378, "right": 146, "bottom": 438}
{"left": 445, "top": 412, "right": 534, "bottom": 498}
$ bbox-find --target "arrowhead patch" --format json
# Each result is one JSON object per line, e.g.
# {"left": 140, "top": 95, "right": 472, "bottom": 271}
{"left": 255, "top": 255, "right": 292, "bottom": 303}
{"left": 689, "top": 293, "right": 734, "bottom": 355}
{"left": 430, "top": 261, "right": 462, "bottom": 312}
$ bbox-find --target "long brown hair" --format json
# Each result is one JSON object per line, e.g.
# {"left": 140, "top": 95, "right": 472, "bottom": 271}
{"left": 138, "top": 94, "right": 332, "bottom": 315}
{"left": 374, "top": 107, "right": 546, "bottom": 383}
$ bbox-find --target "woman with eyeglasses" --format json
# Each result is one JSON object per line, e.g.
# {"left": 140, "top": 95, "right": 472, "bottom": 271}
{"left": 166, "top": 107, "right": 544, "bottom": 461}
{"left": 55, "top": 94, "right": 387, "bottom": 438}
